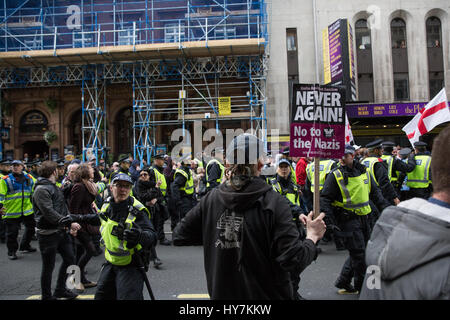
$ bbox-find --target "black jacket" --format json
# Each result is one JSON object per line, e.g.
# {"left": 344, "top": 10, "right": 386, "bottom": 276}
{"left": 172, "top": 177, "right": 318, "bottom": 300}
{"left": 102, "top": 196, "right": 158, "bottom": 266}
{"left": 33, "top": 178, "right": 70, "bottom": 232}
{"left": 369, "top": 157, "right": 398, "bottom": 201}
{"left": 133, "top": 180, "right": 160, "bottom": 205}
{"left": 171, "top": 166, "right": 192, "bottom": 203}
{"left": 320, "top": 161, "right": 390, "bottom": 223}
{"left": 206, "top": 161, "right": 222, "bottom": 191}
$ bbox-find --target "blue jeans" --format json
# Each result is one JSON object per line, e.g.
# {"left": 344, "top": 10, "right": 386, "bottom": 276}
{"left": 38, "top": 231, "right": 76, "bottom": 299}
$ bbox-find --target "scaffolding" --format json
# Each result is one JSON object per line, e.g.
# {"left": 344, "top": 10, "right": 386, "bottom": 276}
{"left": 0, "top": 0, "right": 268, "bottom": 162}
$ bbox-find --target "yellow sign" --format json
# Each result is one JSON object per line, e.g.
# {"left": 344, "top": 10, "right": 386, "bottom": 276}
{"left": 322, "top": 28, "right": 331, "bottom": 84}
{"left": 218, "top": 97, "right": 231, "bottom": 116}
{"left": 65, "top": 154, "right": 75, "bottom": 162}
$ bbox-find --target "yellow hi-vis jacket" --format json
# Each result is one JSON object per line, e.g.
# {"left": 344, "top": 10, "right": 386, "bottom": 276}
{"left": 0, "top": 173, "right": 35, "bottom": 219}
{"left": 99, "top": 196, "right": 149, "bottom": 266}
{"left": 406, "top": 155, "right": 432, "bottom": 188}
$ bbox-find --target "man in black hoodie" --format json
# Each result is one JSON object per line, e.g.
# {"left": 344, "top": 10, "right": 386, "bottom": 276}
{"left": 173, "top": 134, "right": 326, "bottom": 300}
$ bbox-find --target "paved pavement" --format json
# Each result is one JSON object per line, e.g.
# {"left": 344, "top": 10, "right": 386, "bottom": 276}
{"left": 0, "top": 222, "right": 358, "bottom": 300}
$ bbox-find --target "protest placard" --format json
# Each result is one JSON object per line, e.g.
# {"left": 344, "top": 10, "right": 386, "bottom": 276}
{"left": 290, "top": 84, "right": 346, "bottom": 158}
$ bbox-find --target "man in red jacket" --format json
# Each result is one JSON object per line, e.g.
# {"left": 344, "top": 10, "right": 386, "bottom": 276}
{"left": 296, "top": 157, "right": 312, "bottom": 189}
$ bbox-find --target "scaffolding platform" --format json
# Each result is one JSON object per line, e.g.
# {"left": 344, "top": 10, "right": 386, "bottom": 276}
{"left": 0, "top": 0, "right": 268, "bottom": 162}
{"left": 0, "top": 38, "right": 265, "bottom": 68}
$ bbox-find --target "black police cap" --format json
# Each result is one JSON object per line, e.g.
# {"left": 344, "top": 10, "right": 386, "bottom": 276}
{"left": 153, "top": 154, "right": 165, "bottom": 160}
{"left": 382, "top": 141, "right": 396, "bottom": 147}
{"left": 366, "top": 139, "right": 384, "bottom": 149}
{"left": 118, "top": 155, "right": 131, "bottom": 163}
{"left": 413, "top": 141, "right": 427, "bottom": 148}
{"left": 398, "top": 148, "right": 412, "bottom": 157}
{"left": 344, "top": 144, "right": 356, "bottom": 154}
{"left": 281, "top": 147, "right": 290, "bottom": 155}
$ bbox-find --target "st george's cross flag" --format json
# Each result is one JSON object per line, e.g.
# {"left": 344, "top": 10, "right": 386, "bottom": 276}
{"left": 402, "top": 88, "right": 450, "bottom": 146}
{"left": 345, "top": 113, "right": 354, "bottom": 144}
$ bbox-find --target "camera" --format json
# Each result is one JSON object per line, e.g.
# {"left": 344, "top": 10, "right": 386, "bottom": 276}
{"left": 111, "top": 222, "right": 125, "bottom": 240}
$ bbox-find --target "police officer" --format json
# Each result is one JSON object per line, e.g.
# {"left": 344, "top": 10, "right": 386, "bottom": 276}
{"left": 303, "top": 158, "right": 341, "bottom": 248}
{"left": 0, "top": 160, "right": 8, "bottom": 243}
{"left": 148, "top": 154, "right": 171, "bottom": 246}
{"left": 95, "top": 173, "right": 157, "bottom": 300}
{"left": 396, "top": 147, "right": 413, "bottom": 201}
{"left": 280, "top": 147, "right": 298, "bottom": 185}
{"left": 29, "top": 160, "right": 40, "bottom": 180}
{"left": 406, "top": 141, "right": 432, "bottom": 200}
{"left": 0, "top": 160, "right": 37, "bottom": 260}
{"left": 205, "top": 149, "right": 225, "bottom": 193}
{"left": 381, "top": 141, "right": 416, "bottom": 193}
{"left": 0, "top": 160, "right": 10, "bottom": 176}
{"left": 362, "top": 139, "right": 400, "bottom": 207}
{"left": 171, "top": 156, "right": 196, "bottom": 224}
{"left": 267, "top": 158, "right": 307, "bottom": 299}
{"left": 109, "top": 155, "right": 132, "bottom": 184}
{"left": 303, "top": 158, "right": 337, "bottom": 212}
{"left": 320, "top": 145, "right": 390, "bottom": 294}
{"left": 268, "top": 158, "right": 305, "bottom": 230}
{"left": 55, "top": 159, "right": 66, "bottom": 188}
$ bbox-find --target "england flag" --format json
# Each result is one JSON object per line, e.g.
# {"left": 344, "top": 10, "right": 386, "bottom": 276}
{"left": 402, "top": 88, "right": 450, "bottom": 146}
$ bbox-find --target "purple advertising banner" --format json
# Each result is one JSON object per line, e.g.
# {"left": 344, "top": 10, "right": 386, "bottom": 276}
{"left": 290, "top": 84, "right": 346, "bottom": 158}
{"left": 345, "top": 102, "right": 450, "bottom": 118}
{"left": 328, "top": 20, "right": 343, "bottom": 83}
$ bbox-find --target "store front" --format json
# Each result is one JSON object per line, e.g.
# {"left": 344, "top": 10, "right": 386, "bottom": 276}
{"left": 347, "top": 101, "right": 448, "bottom": 149}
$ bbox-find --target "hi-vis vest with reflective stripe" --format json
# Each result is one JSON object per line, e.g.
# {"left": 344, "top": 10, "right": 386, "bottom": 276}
{"left": 0, "top": 173, "right": 35, "bottom": 219}
{"left": 99, "top": 197, "right": 149, "bottom": 266}
{"left": 268, "top": 177, "right": 300, "bottom": 206}
{"left": 381, "top": 155, "right": 397, "bottom": 182}
{"left": 406, "top": 155, "right": 431, "bottom": 188}
{"left": 194, "top": 158, "right": 204, "bottom": 168}
{"left": 332, "top": 168, "right": 372, "bottom": 215}
{"left": 174, "top": 168, "right": 194, "bottom": 195}
{"left": 97, "top": 182, "right": 106, "bottom": 194}
{"left": 361, "top": 157, "right": 382, "bottom": 185}
{"left": 151, "top": 167, "right": 167, "bottom": 196}
{"left": 206, "top": 159, "right": 225, "bottom": 188}
{"left": 306, "top": 160, "right": 335, "bottom": 192}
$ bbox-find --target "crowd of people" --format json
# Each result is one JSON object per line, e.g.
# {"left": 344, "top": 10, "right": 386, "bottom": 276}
{"left": 0, "top": 125, "right": 447, "bottom": 300}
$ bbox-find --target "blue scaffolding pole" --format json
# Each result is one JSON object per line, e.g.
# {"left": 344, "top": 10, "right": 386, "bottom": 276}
{"left": 132, "top": 62, "right": 154, "bottom": 166}
{"left": 81, "top": 64, "right": 107, "bottom": 165}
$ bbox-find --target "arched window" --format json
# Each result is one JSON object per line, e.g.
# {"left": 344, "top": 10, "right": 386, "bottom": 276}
{"left": 356, "top": 19, "right": 371, "bottom": 50}
{"left": 355, "top": 19, "right": 374, "bottom": 102}
{"left": 391, "top": 18, "right": 407, "bottom": 48}
{"left": 426, "top": 17, "right": 444, "bottom": 98}
{"left": 391, "top": 18, "right": 409, "bottom": 101}
{"left": 426, "top": 17, "right": 442, "bottom": 48}
{"left": 19, "top": 110, "right": 48, "bottom": 133}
